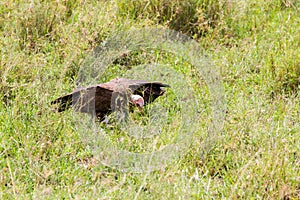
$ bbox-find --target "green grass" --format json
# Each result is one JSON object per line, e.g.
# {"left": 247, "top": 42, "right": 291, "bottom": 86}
{"left": 1, "top": 0, "right": 300, "bottom": 199}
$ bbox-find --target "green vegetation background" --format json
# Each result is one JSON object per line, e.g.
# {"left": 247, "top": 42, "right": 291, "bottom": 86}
{"left": 1, "top": 0, "right": 299, "bottom": 199}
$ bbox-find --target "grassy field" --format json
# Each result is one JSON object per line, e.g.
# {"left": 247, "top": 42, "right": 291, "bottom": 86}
{"left": 1, "top": 0, "right": 300, "bottom": 199}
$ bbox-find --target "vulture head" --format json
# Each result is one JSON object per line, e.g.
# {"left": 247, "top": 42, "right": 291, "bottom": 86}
{"left": 130, "top": 94, "right": 145, "bottom": 112}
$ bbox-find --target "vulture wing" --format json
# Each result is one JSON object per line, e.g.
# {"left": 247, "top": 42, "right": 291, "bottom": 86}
{"left": 105, "top": 78, "right": 169, "bottom": 104}
{"left": 51, "top": 84, "right": 114, "bottom": 117}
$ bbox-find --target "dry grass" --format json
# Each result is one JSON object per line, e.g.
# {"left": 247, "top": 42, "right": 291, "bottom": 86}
{"left": 1, "top": 0, "right": 299, "bottom": 199}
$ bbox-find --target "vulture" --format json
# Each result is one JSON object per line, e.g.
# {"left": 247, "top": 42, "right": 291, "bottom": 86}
{"left": 51, "top": 78, "right": 169, "bottom": 118}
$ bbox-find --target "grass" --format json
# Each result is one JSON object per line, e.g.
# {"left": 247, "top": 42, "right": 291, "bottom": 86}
{"left": 1, "top": 0, "right": 300, "bottom": 199}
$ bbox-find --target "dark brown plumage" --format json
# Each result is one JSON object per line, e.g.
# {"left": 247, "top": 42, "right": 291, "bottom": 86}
{"left": 51, "top": 78, "right": 169, "bottom": 118}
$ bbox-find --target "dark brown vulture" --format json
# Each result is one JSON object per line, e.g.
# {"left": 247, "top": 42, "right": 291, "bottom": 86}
{"left": 51, "top": 78, "right": 169, "bottom": 118}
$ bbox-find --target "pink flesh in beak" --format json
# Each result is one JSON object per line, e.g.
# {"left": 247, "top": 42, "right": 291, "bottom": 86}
{"left": 138, "top": 105, "right": 143, "bottom": 112}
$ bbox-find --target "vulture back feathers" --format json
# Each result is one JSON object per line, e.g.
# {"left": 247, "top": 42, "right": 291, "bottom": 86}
{"left": 51, "top": 78, "right": 169, "bottom": 118}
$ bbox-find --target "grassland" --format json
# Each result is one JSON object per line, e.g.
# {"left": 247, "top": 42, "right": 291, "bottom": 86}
{"left": 1, "top": 0, "right": 300, "bottom": 199}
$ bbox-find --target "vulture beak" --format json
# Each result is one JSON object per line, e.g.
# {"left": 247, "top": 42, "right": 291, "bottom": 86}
{"left": 137, "top": 105, "right": 143, "bottom": 112}
{"left": 130, "top": 94, "right": 144, "bottom": 112}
